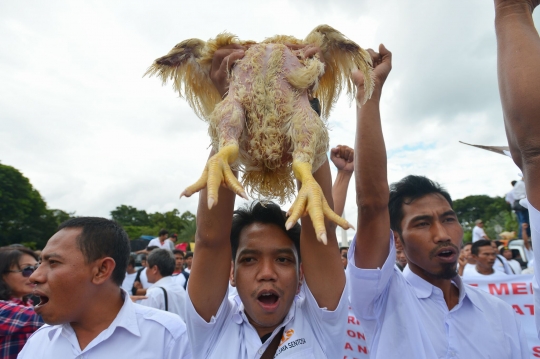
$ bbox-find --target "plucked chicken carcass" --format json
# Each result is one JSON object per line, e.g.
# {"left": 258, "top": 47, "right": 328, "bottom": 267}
{"left": 145, "top": 25, "right": 374, "bottom": 243}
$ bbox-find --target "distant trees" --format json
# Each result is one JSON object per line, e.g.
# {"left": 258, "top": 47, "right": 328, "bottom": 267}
{"left": 110, "top": 205, "right": 196, "bottom": 242}
{"left": 0, "top": 163, "right": 73, "bottom": 249}
{"left": 453, "top": 195, "right": 517, "bottom": 242}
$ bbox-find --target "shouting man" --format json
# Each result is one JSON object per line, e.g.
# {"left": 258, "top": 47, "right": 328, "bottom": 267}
{"left": 346, "top": 45, "right": 527, "bottom": 358}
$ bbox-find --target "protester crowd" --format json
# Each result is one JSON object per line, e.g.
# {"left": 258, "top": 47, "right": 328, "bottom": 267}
{"left": 2, "top": 1, "right": 540, "bottom": 358}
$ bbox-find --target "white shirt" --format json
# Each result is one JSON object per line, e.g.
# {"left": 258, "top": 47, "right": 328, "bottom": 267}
{"left": 173, "top": 272, "right": 187, "bottom": 288}
{"left": 506, "top": 191, "right": 515, "bottom": 205}
{"left": 347, "top": 234, "right": 528, "bottom": 359}
{"left": 513, "top": 180, "right": 526, "bottom": 200}
{"left": 185, "top": 281, "right": 348, "bottom": 359}
{"left": 121, "top": 272, "right": 137, "bottom": 293}
{"left": 18, "top": 290, "right": 191, "bottom": 359}
{"left": 138, "top": 267, "right": 151, "bottom": 289}
{"left": 148, "top": 237, "right": 175, "bottom": 251}
{"left": 526, "top": 199, "right": 540, "bottom": 337}
{"left": 139, "top": 276, "right": 187, "bottom": 322}
{"left": 462, "top": 265, "right": 508, "bottom": 277}
{"left": 508, "top": 259, "right": 523, "bottom": 274}
{"left": 472, "top": 225, "right": 487, "bottom": 242}
{"left": 494, "top": 254, "right": 515, "bottom": 275}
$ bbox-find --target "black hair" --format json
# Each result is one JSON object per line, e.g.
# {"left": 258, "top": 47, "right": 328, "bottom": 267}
{"left": 511, "top": 180, "right": 517, "bottom": 186}
{"left": 172, "top": 249, "right": 185, "bottom": 257}
{"left": 471, "top": 239, "right": 492, "bottom": 256}
{"left": 388, "top": 175, "right": 453, "bottom": 238}
{"left": 146, "top": 246, "right": 159, "bottom": 252}
{"left": 0, "top": 247, "right": 39, "bottom": 301}
{"left": 57, "top": 217, "right": 130, "bottom": 286}
{"left": 128, "top": 254, "right": 136, "bottom": 267}
{"left": 184, "top": 251, "right": 193, "bottom": 259}
{"left": 147, "top": 249, "right": 175, "bottom": 277}
{"left": 462, "top": 242, "right": 472, "bottom": 249}
{"left": 158, "top": 229, "right": 169, "bottom": 237}
{"left": 230, "top": 201, "right": 301, "bottom": 262}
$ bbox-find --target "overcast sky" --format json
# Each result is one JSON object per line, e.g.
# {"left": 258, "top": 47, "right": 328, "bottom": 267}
{"left": 1, "top": 1, "right": 539, "bottom": 240}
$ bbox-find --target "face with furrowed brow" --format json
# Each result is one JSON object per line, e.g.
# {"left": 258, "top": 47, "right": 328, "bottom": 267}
{"left": 397, "top": 194, "right": 463, "bottom": 283}
{"left": 230, "top": 222, "right": 302, "bottom": 337}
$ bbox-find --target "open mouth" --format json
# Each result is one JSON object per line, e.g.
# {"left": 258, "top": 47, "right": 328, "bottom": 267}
{"left": 257, "top": 291, "right": 280, "bottom": 311}
{"left": 35, "top": 295, "right": 49, "bottom": 308}
{"left": 434, "top": 247, "right": 457, "bottom": 262}
{"left": 438, "top": 250, "right": 454, "bottom": 258}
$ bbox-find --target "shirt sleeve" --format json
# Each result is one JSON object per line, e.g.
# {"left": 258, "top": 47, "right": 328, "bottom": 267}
{"left": 526, "top": 199, "right": 540, "bottom": 338}
{"left": 346, "top": 231, "right": 396, "bottom": 321}
{"left": 166, "top": 329, "right": 193, "bottom": 359}
{"left": 301, "top": 280, "right": 348, "bottom": 356}
{"left": 185, "top": 288, "right": 232, "bottom": 357}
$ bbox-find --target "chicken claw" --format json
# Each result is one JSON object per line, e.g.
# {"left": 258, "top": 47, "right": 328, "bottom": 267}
{"left": 180, "top": 144, "right": 248, "bottom": 208}
{"left": 285, "top": 161, "right": 354, "bottom": 244}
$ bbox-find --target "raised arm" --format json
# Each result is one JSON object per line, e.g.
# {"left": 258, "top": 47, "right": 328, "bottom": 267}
{"left": 331, "top": 145, "right": 354, "bottom": 217}
{"left": 187, "top": 47, "right": 245, "bottom": 321}
{"left": 494, "top": 0, "right": 540, "bottom": 207}
{"left": 353, "top": 45, "right": 393, "bottom": 269}
{"left": 299, "top": 158, "right": 345, "bottom": 310}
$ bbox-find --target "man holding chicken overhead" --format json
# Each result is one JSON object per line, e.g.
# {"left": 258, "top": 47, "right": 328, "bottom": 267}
{"left": 346, "top": 44, "right": 528, "bottom": 358}
{"left": 184, "top": 46, "right": 348, "bottom": 359}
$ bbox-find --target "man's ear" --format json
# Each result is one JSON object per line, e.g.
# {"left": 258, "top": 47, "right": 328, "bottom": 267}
{"left": 296, "top": 263, "right": 304, "bottom": 295}
{"left": 229, "top": 260, "right": 236, "bottom": 287}
{"left": 395, "top": 234, "right": 404, "bottom": 250}
{"left": 91, "top": 257, "right": 116, "bottom": 285}
{"left": 394, "top": 232, "right": 404, "bottom": 248}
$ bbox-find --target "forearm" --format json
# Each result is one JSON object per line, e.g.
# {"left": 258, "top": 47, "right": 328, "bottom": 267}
{"left": 495, "top": 4, "right": 540, "bottom": 160}
{"left": 354, "top": 89, "right": 391, "bottom": 268}
{"left": 300, "top": 159, "right": 345, "bottom": 310}
{"left": 355, "top": 90, "right": 389, "bottom": 208}
{"left": 189, "top": 153, "right": 237, "bottom": 321}
{"left": 332, "top": 170, "right": 353, "bottom": 217}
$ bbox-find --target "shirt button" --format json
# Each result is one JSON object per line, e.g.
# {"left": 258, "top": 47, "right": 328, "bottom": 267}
{"left": 258, "top": 348, "right": 265, "bottom": 355}
{"left": 232, "top": 313, "right": 242, "bottom": 324}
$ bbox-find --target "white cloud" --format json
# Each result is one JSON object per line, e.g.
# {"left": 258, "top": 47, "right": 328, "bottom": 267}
{"left": 1, "top": 0, "right": 538, "bottom": 236}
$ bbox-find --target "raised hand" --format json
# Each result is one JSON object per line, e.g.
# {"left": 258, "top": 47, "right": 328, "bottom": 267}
{"left": 330, "top": 145, "right": 354, "bottom": 173}
{"left": 210, "top": 45, "right": 246, "bottom": 97}
{"left": 352, "top": 44, "right": 392, "bottom": 103}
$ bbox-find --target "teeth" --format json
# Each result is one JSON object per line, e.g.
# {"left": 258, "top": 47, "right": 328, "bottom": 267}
{"left": 261, "top": 293, "right": 272, "bottom": 296}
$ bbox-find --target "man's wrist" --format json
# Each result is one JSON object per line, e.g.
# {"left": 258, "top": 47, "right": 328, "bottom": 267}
{"left": 495, "top": 1, "right": 535, "bottom": 20}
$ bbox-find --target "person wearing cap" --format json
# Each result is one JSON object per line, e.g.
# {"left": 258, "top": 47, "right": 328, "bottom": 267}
{"left": 472, "top": 219, "right": 490, "bottom": 242}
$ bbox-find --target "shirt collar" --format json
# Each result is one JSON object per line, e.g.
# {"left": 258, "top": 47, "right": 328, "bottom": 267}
{"left": 149, "top": 275, "right": 174, "bottom": 288}
{"left": 47, "top": 289, "right": 141, "bottom": 341}
{"left": 402, "top": 266, "right": 476, "bottom": 311}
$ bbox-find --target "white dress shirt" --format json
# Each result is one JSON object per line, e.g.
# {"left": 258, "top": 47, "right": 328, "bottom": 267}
{"left": 121, "top": 272, "right": 137, "bottom": 293}
{"left": 139, "top": 276, "right": 187, "bottom": 321}
{"left": 18, "top": 290, "right": 191, "bottom": 359}
{"left": 185, "top": 281, "right": 347, "bottom": 359}
{"left": 347, "top": 234, "right": 528, "bottom": 359}
{"left": 148, "top": 237, "right": 175, "bottom": 251}
{"left": 472, "top": 226, "right": 487, "bottom": 242}
{"left": 526, "top": 199, "right": 540, "bottom": 337}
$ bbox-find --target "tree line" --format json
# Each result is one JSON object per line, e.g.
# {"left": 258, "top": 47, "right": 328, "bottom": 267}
{"left": 0, "top": 162, "right": 517, "bottom": 249}
{"left": 0, "top": 163, "right": 196, "bottom": 249}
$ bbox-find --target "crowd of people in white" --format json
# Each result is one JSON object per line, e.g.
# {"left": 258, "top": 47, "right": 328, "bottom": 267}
{"left": 2, "top": 1, "right": 540, "bottom": 358}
